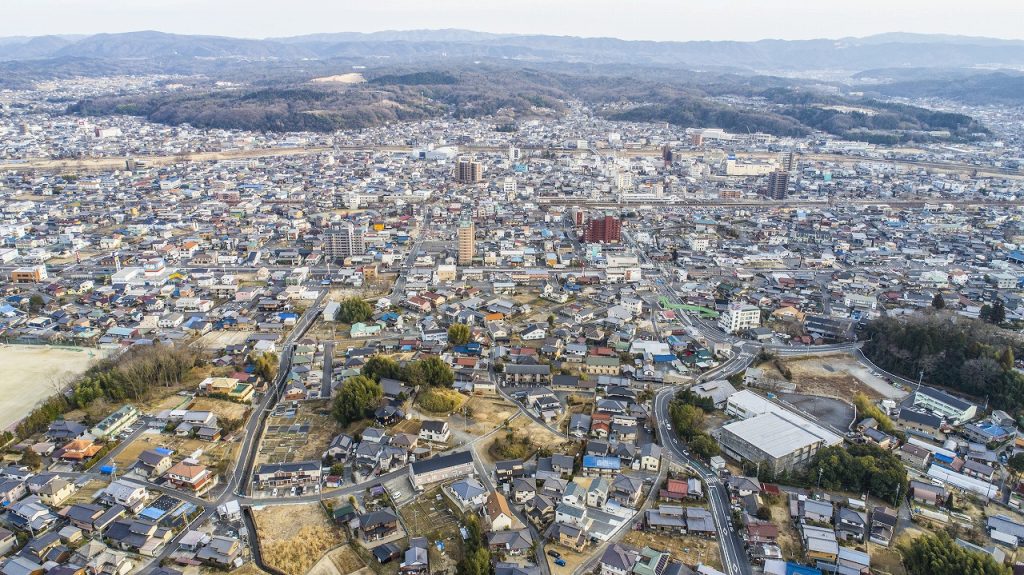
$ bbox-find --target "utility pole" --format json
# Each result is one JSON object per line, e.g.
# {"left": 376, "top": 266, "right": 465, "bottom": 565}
{"left": 817, "top": 467, "right": 823, "bottom": 489}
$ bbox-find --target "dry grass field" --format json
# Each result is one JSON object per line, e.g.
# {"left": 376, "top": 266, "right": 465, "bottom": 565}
{"left": 0, "top": 345, "right": 108, "bottom": 429}
{"left": 252, "top": 503, "right": 343, "bottom": 575}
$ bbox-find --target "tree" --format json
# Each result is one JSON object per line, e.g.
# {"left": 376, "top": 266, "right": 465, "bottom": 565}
{"left": 331, "top": 375, "right": 382, "bottom": 426}
{"left": 756, "top": 506, "right": 772, "bottom": 521}
{"left": 932, "top": 292, "right": 945, "bottom": 310}
{"left": 251, "top": 352, "right": 278, "bottom": 382}
{"left": 28, "top": 294, "right": 44, "bottom": 312}
{"left": 448, "top": 324, "right": 471, "bottom": 346}
{"left": 979, "top": 304, "right": 993, "bottom": 323}
{"left": 361, "top": 356, "right": 403, "bottom": 382}
{"left": 689, "top": 433, "right": 720, "bottom": 459}
{"left": 991, "top": 300, "right": 1006, "bottom": 325}
{"left": 1008, "top": 453, "right": 1024, "bottom": 483}
{"left": 669, "top": 403, "right": 705, "bottom": 441}
{"left": 999, "top": 347, "right": 1016, "bottom": 371}
{"left": 337, "top": 297, "right": 373, "bottom": 324}
{"left": 220, "top": 417, "right": 244, "bottom": 435}
{"left": 20, "top": 448, "right": 41, "bottom": 470}
{"left": 547, "top": 314, "right": 555, "bottom": 328}
{"left": 419, "top": 355, "right": 454, "bottom": 387}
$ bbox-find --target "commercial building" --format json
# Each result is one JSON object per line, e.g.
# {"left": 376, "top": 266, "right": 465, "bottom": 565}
{"left": 324, "top": 221, "right": 365, "bottom": 261}
{"left": 10, "top": 265, "right": 47, "bottom": 283}
{"left": 457, "top": 221, "right": 475, "bottom": 265}
{"left": 719, "top": 391, "right": 843, "bottom": 474}
{"left": 584, "top": 215, "right": 622, "bottom": 244}
{"left": 911, "top": 386, "right": 978, "bottom": 424}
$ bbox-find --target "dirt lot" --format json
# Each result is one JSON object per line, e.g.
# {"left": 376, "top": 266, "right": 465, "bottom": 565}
{"left": 66, "top": 479, "right": 107, "bottom": 505}
{"left": 869, "top": 546, "right": 907, "bottom": 575}
{"left": 461, "top": 396, "right": 519, "bottom": 436}
{"left": 306, "top": 544, "right": 368, "bottom": 575}
{"left": 258, "top": 401, "right": 338, "bottom": 465}
{"left": 0, "top": 345, "right": 109, "bottom": 429}
{"left": 480, "top": 415, "right": 577, "bottom": 465}
{"left": 769, "top": 501, "right": 802, "bottom": 562}
{"left": 252, "top": 503, "right": 343, "bottom": 575}
{"left": 194, "top": 330, "right": 251, "bottom": 351}
{"left": 191, "top": 397, "right": 250, "bottom": 421}
{"left": 623, "top": 530, "right": 723, "bottom": 570}
{"left": 546, "top": 543, "right": 590, "bottom": 575}
{"left": 759, "top": 353, "right": 907, "bottom": 401}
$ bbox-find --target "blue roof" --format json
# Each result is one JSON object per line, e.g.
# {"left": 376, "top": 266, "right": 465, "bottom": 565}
{"left": 582, "top": 455, "right": 620, "bottom": 470}
{"left": 786, "top": 564, "right": 821, "bottom": 575}
{"left": 154, "top": 447, "right": 173, "bottom": 455}
{"left": 140, "top": 507, "right": 165, "bottom": 520}
{"left": 653, "top": 354, "right": 676, "bottom": 363}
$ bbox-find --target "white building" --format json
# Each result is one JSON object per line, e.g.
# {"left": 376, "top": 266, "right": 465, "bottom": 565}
{"left": 718, "top": 303, "right": 761, "bottom": 334}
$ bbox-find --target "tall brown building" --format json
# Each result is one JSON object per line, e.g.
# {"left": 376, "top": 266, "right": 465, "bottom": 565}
{"left": 456, "top": 157, "right": 483, "bottom": 183}
{"left": 457, "top": 221, "right": 475, "bottom": 265}
{"left": 765, "top": 170, "right": 789, "bottom": 200}
{"left": 583, "top": 215, "right": 621, "bottom": 243}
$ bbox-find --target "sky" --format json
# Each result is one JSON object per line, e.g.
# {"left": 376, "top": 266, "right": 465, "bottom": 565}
{"left": 4, "top": 0, "right": 1024, "bottom": 41}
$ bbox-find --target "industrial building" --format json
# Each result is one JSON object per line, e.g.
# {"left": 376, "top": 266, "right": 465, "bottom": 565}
{"left": 719, "top": 390, "right": 843, "bottom": 474}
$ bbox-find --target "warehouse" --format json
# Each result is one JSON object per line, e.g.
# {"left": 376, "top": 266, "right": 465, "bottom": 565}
{"left": 719, "top": 393, "right": 843, "bottom": 474}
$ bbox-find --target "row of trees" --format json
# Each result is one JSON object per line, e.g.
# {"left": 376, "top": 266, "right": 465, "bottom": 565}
{"left": 667, "top": 390, "right": 720, "bottom": 460}
{"left": 862, "top": 312, "right": 1024, "bottom": 412}
{"left": 852, "top": 393, "right": 902, "bottom": 438}
{"left": 361, "top": 355, "right": 454, "bottom": 388}
{"left": 806, "top": 444, "right": 907, "bottom": 503}
{"left": 900, "top": 532, "right": 1009, "bottom": 575}
{"left": 17, "top": 344, "right": 204, "bottom": 438}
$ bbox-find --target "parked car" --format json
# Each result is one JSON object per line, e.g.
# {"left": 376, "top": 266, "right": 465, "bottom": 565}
{"left": 547, "top": 550, "right": 561, "bottom": 559}
{"left": 555, "top": 559, "right": 566, "bottom": 567}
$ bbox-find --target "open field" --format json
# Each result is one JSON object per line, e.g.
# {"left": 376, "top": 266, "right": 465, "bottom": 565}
{"left": 306, "top": 544, "right": 368, "bottom": 575}
{"left": 769, "top": 501, "right": 802, "bottom": 561}
{"left": 191, "top": 397, "right": 250, "bottom": 421}
{"left": 0, "top": 345, "right": 109, "bottom": 429}
{"left": 623, "top": 530, "right": 723, "bottom": 570}
{"left": 760, "top": 353, "right": 907, "bottom": 401}
{"left": 252, "top": 503, "right": 343, "bottom": 575}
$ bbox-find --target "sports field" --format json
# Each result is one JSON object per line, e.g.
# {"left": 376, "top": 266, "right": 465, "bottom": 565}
{"left": 0, "top": 345, "right": 108, "bottom": 430}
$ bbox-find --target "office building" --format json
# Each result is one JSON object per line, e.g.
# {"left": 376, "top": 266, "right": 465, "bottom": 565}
{"left": 765, "top": 170, "right": 789, "bottom": 200}
{"left": 457, "top": 157, "right": 483, "bottom": 183}
{"left": 457, "top": 221, "right": 475, "bottom": 265}
{"left": 718, "top": 303, "right": 761, "bottom": 334}
{"left": 584, "top": 215, "right": 621, "bottom": 244}
{"left": 324, "top": 221, "right": 365, "bottom": 261}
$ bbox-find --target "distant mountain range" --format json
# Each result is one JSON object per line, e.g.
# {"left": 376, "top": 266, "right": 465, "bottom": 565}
{"left": 2, "top": 29, "right": 1024, "bottom": 72}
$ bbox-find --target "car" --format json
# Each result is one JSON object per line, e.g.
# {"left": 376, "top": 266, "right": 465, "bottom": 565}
{"left": 554, "top": 559, "right": 566, "bottom": 567}
{"left": 547, "top": 550, "right": 561, "bottom": 559}
{"left": 271, "top": 488, "right": 278, "bottom": 497}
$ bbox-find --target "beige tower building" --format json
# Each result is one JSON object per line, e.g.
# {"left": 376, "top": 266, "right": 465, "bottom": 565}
{"left": 457, "top": 221, "right": 475, "bottom": 265}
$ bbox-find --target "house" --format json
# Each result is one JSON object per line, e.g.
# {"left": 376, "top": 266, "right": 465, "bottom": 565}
{"left": 897, "top": 443, "right": 931, "bottom": 469}
{"left": 644, "top": 506, "right": 687, "bottom": 534}
{"left": 685, "top": 507, "right": 717, "bottom": 536}
{"left": 495, "top": 460, "right": 526, "bottom": 484}
{"left": 90, "top": 405, "right": 139, "bottom": 439}
{"left": 611, "top": 474, "right": 644, "bottom": 507}
{"left": 100, "top": 480, "right": 148, "bottom": 513}
{"left": 450, "top": 478, "right": 488, "bottom": 508}
{"left": 484, "top": 491, "right": 523, "bottom": 531}
{"left": 45, "top": 420, "right": 86, "bottom": 442}
{"left": 633, "top": 546, "right": 671, "bottom": 575}
{"left": 0, "top": 479, "right": 26, "bottom": 506}
{"left": 400, "top": 537, "right": 429, "bottom": 575}
{"left": 555, "top": 503, "right": 588, "bottom": 528}
{"left": 8, "top": 496, "right": 56, "bottom": 533}
{"left": 104, "top": 519, "right": 172, "bottom": 556}
{"left": 55, "top": 438, "right": 102, "bottom": 461}
{"left": 587, "top": 477, "right": 610, "bottom": 508}
{"left": 133, "top": 449, "right": 174, "bottom": 479}
{"left": 582, "top": 455, "right": 620, "bottom": 477}
{"left": 360, "top": 508, "right": 400, "bottom": 542}
{"left": 802, "top": 525, "right": 839, "bottom": 563}
{"left": 165, "top": 462, "right": 215, "bottom": 494}
{"left": 987, "top": 515, "right": 1024, "bottom": 547}
{"left": 744, "top": 522, "right": 779, "bottom": 546}
{"left": 549, "top": 522, "right": 587, "bottom": 552}
{"left": 252, "top": 461, "right": 322, "bottom": 490}
{"left": 409, "top": 451, "right": 475, "bottom": 490}
{"left": 521, "top": 324, "right": 547, "bottom": 340}
{"left": 502, "top": 364, "right": 551, "bottom": 386}
{"left": 834, "top": 507, "right": 867, "bottom": 542}
{"left": 600, "top": 543, "right": 640, "bottom": 575}
{"left": 195, "top": 536, "right": 243, "bottom": 568}
{"left": 691, "top": 380, "right": 737, "bottom": 409}
{"left": 870, "top": 507, "right": 897, "bottom": 546}
{"left": 419, "top": 420, "right": 450, "bottom": 443}
{"left": 35, "top": 476, "right": 76, "bottom": 507}
{"left": 488, "top": 529, "right": 533, "bottom": 556}
{"left": 910, "top": 480, "right": 947, "bottom": 506}
{"left": 639, "top": 443, "right": 662, "bottom": 472}
{"left": 512, "top": 478, "right": 537, "bottom": 504}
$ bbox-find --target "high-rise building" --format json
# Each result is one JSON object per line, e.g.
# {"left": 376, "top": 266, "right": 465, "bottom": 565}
{"left": 502, "top": 177, "right": 517, "bottom": 196}
{"left": 456, "top": 157, "right": 483, "bottom": 183}
{"left": 583, "top": 215, "right": 622, "bottom": 243}
{"left": 765, "top": 170, "right": 789, "bottom": 200}
{"left": 323, "top": 221, "right": 365, "bottom": 260}
{"left": 508, "top": 145, "right": 521, "bottom": 163}
{"left": 780, "top": 151, "right": 796, "bottom": 172}
{"left": 457, "top": 221, "right": 475, "bottom": 265}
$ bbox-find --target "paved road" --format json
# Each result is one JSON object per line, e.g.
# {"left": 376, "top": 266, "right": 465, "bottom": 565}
{"left": 320, "top": 341, "right": 334, "bottom": 399}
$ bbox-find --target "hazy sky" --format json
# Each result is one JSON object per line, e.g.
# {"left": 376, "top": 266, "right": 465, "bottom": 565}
{"left": 5, "top": 0, "right": 1024, "bottom": 41}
